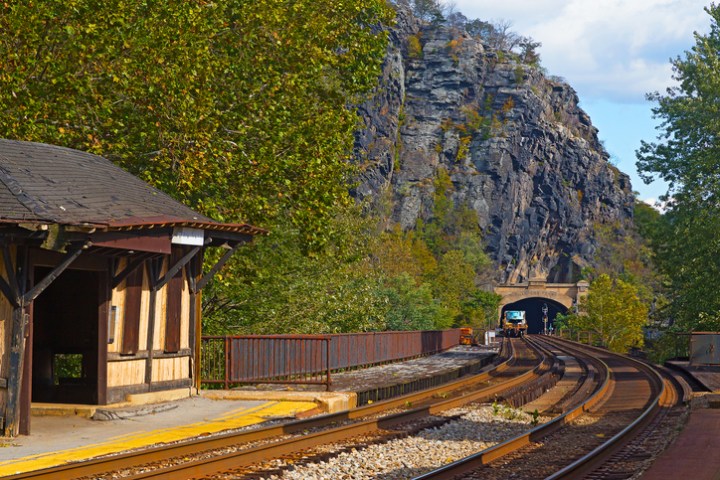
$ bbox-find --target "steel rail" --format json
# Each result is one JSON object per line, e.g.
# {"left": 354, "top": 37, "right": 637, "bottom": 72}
{"left": 413, "top": 335, "right": 666, "bottom": 480}
{"left": 413, "top": 335, "right": 612, "bottom": 480}
{"left": 116, "top": 338, "right": 553, "bottom": 480}
{"left": 542, "top": 337, "right": 666, "bottom": 480}
{"left": 5, "top": 339, "right": 539, "bottom": 480}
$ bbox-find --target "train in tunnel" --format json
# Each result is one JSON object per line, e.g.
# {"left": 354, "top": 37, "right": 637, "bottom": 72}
{"left": 499, "top": 297, "right": 569, "bottom": 335}
{"left": 502, "top": 310, "right": 528, "bottom": 337}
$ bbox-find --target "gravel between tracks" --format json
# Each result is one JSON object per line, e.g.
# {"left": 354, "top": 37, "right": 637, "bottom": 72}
{"left": 229, "top": 403, "right": 545, "bottom": 480}
{"left": 219, "top": 405, "right": 690, "bottom": 480}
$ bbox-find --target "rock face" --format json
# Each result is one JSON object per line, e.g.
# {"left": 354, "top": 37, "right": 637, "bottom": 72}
{"left": 353, "top": 9, "right": 634, "bottom": 284}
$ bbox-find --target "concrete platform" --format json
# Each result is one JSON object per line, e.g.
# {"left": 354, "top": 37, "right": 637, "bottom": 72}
{"left": 638, "top": 360, "right": 720, "bottom": 479}
{"left": 667, "top": 360, "right": 720, "bottom": 391}
{"left": 0, "top": 396, "right": 316, "bottom": 477}
{"left": 0, "top": 344, "right": 498, "bottom": 476}
{"left": 642, "top": 408, "right": 720, "bottom": 479}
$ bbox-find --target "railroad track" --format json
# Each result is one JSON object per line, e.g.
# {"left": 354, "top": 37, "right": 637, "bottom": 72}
{"left": 9, "top": 338, "right": 556, "bottom": 480}
{"left": 414, "top": 335, "right": 676, "bottom": 480}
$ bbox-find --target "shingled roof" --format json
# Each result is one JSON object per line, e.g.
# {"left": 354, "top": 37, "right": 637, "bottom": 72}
{"left": 0, "top": 139, "right": 264, "bottom": 235}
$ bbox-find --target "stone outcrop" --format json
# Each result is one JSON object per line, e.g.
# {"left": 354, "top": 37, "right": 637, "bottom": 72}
{"left": 353, "top": 8, "right": 634, "bottom": 284}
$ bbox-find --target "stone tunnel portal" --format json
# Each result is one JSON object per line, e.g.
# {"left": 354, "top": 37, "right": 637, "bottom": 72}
{"left": 500, "top": 297, "right": 568, "bottom": 335}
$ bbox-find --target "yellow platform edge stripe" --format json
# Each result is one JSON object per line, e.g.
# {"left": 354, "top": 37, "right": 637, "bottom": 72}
{"left": 0, "top": 400, "right": 317, "bottom": 476}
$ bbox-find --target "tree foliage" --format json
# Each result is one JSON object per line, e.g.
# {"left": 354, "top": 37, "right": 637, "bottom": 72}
{"left": 462, "top": 18, "right": 541, "bottom": 65}
{"left": 1, "top": 1, "right": 502, "bottom": 335}
{"left": 568, "top": 274, "right": 648, "bottom": 353}
{"left": 203, "top": 206, "right": 389, "bottom": 334}
{"left": 0, "top": 0, "right": 394, "bottom": 250}
{"left": 636, "top": 4, "right": 720, "bottom": 331}
{"left": 588, "top": 213, "right": 662, "bottom": 307}
{"left": 382, "top": 274, "right": 443, "bottom": 331}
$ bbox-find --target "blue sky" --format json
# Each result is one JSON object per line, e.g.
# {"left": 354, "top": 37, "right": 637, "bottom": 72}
{"left": 447, "top": 0, "right": 711, "bottom": 203}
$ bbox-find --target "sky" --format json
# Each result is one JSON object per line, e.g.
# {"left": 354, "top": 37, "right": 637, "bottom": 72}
{"left": 446, "top": 0, "right": 712, "bottom": 204}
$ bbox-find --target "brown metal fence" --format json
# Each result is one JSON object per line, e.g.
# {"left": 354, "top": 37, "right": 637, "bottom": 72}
{"left": 201, "top": 335, "right": 331, "bottom": 389}
{"left": 201, "top": 329, "right": 462, "bottom": 390}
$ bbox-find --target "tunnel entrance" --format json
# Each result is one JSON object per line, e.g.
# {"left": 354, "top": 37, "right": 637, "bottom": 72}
{"left": 500, "top": 298, "right": 568, "bottom": 334}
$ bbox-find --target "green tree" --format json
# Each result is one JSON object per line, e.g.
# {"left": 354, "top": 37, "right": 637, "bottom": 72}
{"left": 409, "top": 0, "right": 444, "bottom": 23}
{"left": 633, "top": 200, "right": 662, "bottom": 240}
{"left": 382, "top": 274, "right": 443, "bottom": 331}
{"left": 373, "top": 226, "right": 436, "bottom": 284}
{"left": 0, "top": 0, "right": 394, "bottom": 251}
{"left": 461, "top": 290, "right": 502, "bottom": 330}
{"left": 203, "top": 206, "right": 389, "bottom": 334}
{"left": 589, "top": 216, "right": 661, "bottom": 308}
{"left": 1, "top": 0, "right": 404, "bottom": 336}
{"left": 644, "top": 205, "right": 720, "bottom": 331}
{"left": 432, "top": 250, "right": 476, "bottom": 324}
{"left": 568, "top": 274, "right": 648, "bottom": 352}
{"left": 636, "top": 4, "right": 720, "bottom": 330}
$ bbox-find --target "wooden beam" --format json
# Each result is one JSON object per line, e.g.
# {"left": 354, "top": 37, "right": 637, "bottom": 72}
{"left": 23, "top": 245, "right": 84, "bottom": 304}
{"left": 153, "top": 247, "right": 200, "bottom": 292}
{"left": 111, "top": 254, "right": 152, "bottom": 289}
{"left": 185, "top": 248, "right": 200, "bottom": 293}
{"left": 196, "top": 243, "right": 241, "bottom": 292}
{"left": 2, "top": 246, "right": 19, "bottom": 303}
{"left": 0, "top": 276, "right": 18, "bottom": 308}
{"left": 90, "top": 230, "right": 172, "bottom": 254}
{"left": 144, "top": 258, "right": 163, "bottom": 386}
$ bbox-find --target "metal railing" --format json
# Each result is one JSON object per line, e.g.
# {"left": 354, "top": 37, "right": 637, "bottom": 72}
{"left": 201, "top": 335, "right": 331, "bottom": 389}
{"left": 201, "top": 329, "right": 462, "bottom": 390}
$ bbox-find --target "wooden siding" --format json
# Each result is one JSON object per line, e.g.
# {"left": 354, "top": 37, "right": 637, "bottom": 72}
{"left": 105, "top": 253, "right": 193, "bottom": 397}
{"left": 108, "top": 268, "right": 126, "bottom": 355}
{"left": 153, "top": 262, "right": 167, "bottom": 352}
{"left": 151, "top": 257, "right": 190, "bottom": 353}
{"left": 121, "top": 266, "right": 144, "bottom": 354}
{"left": 181, "top": 274, "right": 191, "bottom": 353}
{"left": 107, "top": 359, "right": 146, "bottom": 387}
{"left": 164, "top": 249, "right": 183, "bottom": 353}
{"left": 137, "top": 269, "right": 151, "bottom": 352}
{"left": 151, "top": 356, "right": 190, "bottom": 383}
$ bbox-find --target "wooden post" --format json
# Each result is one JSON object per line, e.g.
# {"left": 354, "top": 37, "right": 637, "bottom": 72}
{"left": 186, "top": 252, "right": 200, "bottom": 393}
{"left": 3, "top": 245, "right": 25, "bottom": 437}
{"left": 5, "top": 306, "right": 26, "bottom": 436}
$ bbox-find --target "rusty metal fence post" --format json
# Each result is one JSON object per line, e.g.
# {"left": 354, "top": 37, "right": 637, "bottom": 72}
{"left": 224, "top": 336, "right": 230, "bottom": 390}
{"left": 325, "top": 337, "right": 331, "bottom": 389}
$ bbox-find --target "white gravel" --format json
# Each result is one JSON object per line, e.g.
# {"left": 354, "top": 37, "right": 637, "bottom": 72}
{"left": 258, "top": 404, "right": 545, "bottom": 480}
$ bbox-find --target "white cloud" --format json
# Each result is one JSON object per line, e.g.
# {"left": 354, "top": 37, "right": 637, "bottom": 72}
{"left": 448, "top": 0, "right": 710, "bottom": 102}
{"left": 642, "top": 197, "right": 671, "bottom": 212}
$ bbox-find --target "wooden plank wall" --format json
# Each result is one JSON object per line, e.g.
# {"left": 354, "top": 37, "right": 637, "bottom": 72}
{"left": 107, "top": 256, "right": 192, "bottom": 390}
{"left": 107, "top": 359, "right": 145, "bottom": 386}
{"left": 151, "top": 357, "right": 189, "bottom": 383}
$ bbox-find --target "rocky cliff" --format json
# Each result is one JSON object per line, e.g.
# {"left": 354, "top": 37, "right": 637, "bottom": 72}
{"left": 353, "top": 9, "right": 634, "bottom": 284}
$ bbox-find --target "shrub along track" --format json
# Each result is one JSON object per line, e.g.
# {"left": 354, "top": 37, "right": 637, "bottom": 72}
{"left": 10, "top": 338, "right": 557, "bottom": 480}
{"left": 415, "top": 335, "right": 679, "bottom": 480}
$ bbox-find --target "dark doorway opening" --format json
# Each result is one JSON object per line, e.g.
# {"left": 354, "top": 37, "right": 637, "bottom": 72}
{"left": 31, "top": 268, "right": 100, "bottom": 404}
{"left": 501, "top": 298, "right": 568, "bottom": 334}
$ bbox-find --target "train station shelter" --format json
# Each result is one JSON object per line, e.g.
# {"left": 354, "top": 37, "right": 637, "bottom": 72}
{"left": 0, "top": 139, "right": 265, "bottom": 436}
